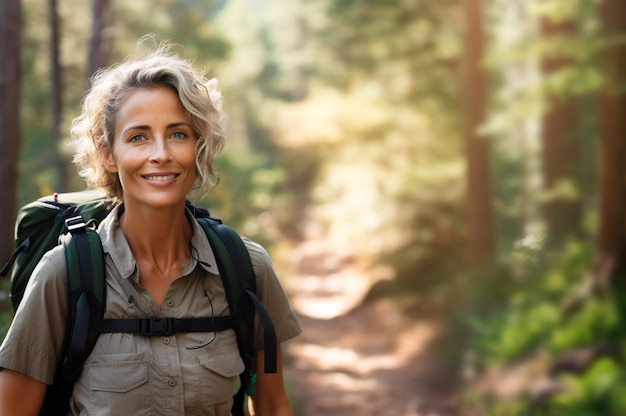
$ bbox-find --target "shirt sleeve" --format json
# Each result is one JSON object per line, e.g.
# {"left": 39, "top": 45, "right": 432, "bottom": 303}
{"left": 243, "top": 238, "right": 302, "bottom": 349}
{"left": 0, "top": 246, "right": 68, "bottom": 384}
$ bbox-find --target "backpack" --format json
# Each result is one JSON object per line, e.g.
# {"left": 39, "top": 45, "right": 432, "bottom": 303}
{"left": 0, "top": 191, "right": 277, "bottom": 416}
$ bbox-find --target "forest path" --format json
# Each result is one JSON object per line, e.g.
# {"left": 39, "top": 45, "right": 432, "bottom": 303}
{"left": 282, "top": 237, "right": 461, "bottom": 416}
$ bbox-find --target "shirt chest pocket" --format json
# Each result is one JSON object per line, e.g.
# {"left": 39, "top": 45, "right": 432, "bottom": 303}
{"left": 198, "top": 348, "right": 245, "bottom": 377}
{"left": 88, "top": 352, "right": 148, "bottom": 392}
{"left": 83, "top": 352, "right": 151, "bottom": 415}
{"left": 189, "top": 348, "right": 245, "bottom": 408}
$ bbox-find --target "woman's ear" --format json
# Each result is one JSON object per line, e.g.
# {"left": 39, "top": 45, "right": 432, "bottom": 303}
{"left": 100, "top": 145, "right": 118, "bottom": 173}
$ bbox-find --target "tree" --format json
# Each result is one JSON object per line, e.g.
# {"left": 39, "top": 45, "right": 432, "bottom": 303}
{"left": 49, "top": 0, "right": 70, "bottom": 191}
{"left": 595, "top": 0, "right": 626, "bottom": 285}
{"left": 463, "top": 0, "right": 494, "bottom": 268}
{"left": 0, "top": 0, "right": 22, "bottom": 265}
{"left": 540, "top": 15, "right": 583, "bottom": 247}
{"left": 87, "top": 0, "right": 111, "bottom": 81}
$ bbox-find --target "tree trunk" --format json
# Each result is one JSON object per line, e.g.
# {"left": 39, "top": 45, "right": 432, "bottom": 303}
{"left": 596, "top": 0, "right": 626, "bottom": 285}
{"left": 49, "top": 0, "right": 68, "bottom": 191}
{"left": 0, "top": 0, "right": 22, "bottom": 266}
{"left": 87, "top": 0, "right": 111, "bottom": 82}
{"left": 541, "top": 17, "right": 582, "bottom": 247}
{"left": 463, "top": 0, "right": 494, "bottom": 268}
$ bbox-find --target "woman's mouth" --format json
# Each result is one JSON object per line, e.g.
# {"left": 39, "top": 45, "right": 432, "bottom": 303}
{"left": 143, "top": 174, "right": 178, "bottom": 182}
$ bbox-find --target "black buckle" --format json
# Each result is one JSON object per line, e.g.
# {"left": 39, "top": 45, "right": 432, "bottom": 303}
{"left": 137, "top": 317, "right": 174, "bottom": 336}
{"left": 65, "top": 215, "right": 87, "bottom": 232}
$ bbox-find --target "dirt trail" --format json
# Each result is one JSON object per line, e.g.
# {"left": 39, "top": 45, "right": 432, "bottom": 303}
{"left": 283, "top": 239, "right": 461, "bottom": 416}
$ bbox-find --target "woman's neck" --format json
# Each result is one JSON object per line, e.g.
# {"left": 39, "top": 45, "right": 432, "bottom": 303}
{"left": 118, "top": 201, "right": 193, "bottom": 272}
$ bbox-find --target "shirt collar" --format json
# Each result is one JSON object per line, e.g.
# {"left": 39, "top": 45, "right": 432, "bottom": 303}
{"left": 98, "top": 204, "right": 218, "bottom": 280}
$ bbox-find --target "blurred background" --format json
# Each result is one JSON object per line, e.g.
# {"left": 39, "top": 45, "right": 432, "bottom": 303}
{"left": 2, "top": 0, "right": 626, "bottom": 415}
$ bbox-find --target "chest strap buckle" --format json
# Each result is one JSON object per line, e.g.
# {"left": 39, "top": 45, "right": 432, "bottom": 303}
{"left": 137, "top": 317, "right": 174, "bottom": 336}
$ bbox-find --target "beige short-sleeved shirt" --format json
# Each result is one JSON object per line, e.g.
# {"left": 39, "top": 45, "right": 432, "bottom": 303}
{"left": 0, "top": 205, "right": 301, "bottom": 415}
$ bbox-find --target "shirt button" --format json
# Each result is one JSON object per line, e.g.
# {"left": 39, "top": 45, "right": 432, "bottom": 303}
{"left": 166, "top": 300, "right": 175, "bottom": 307}
{"left": 168, "top": 378, "right": 177, "bottom": 387}
{"left": 163, "top": 337, "right": 171, "bottom": 345}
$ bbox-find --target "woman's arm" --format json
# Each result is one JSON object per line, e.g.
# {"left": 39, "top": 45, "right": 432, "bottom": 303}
{"left": 0, "top": 369, "right": 46, "bottom": 416}
{"left": 251, "top": 345, "right": 293, "bottom": 416}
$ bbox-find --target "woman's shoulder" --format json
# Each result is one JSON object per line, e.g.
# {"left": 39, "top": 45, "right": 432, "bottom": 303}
{"left": 39, "top": 244, "right": 66, "bottom": 272}
{"left": 241, "top": 237, "right": 273, "bottom": 271}
{"left": 27, "top": 244, "right": 67, "bottom": 291}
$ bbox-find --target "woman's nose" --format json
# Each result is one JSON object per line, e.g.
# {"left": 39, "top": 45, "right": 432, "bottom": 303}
{"left": 149, "top": 138, "right": 172, "bottom": 164}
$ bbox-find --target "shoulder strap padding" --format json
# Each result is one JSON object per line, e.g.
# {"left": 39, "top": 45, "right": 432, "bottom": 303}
{"left": 40, "top": 214, "right": 106, "bottom": 416}
{"left": 195, "top": 218, "right": 277, "bottom": 374}
{"left": 61, "top": 215, "right": 106, "bottom": 376}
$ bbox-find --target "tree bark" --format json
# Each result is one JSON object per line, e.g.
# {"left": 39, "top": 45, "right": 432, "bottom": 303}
{"left": 540, "top": 17, "right": 582, "bottom": 247}
{"left": 463, "top": 0, "right": 494, "bottom": 268}
{"left": 0, "top": 0, "right": 22, "bottom": 265}
{"left": 87, "top": 0, "right": 111, "bottom": 82}
{"left": 596, "top": 0, "right": 626, "bottom": 284}
{"left": 49, "top": 0, "right": 68, "bottom": 191}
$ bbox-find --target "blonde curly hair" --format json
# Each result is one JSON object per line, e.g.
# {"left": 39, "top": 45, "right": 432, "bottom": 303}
{"left": 71, "top": 40, "right": 226, "bottom": 202}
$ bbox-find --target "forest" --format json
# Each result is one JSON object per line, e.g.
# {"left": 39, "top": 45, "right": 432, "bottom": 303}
{"left": 1, "top": 0, "right": 626, "bottom": 415}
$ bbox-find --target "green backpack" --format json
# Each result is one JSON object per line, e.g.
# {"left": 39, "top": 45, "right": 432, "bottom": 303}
{"left": 0, "top": 191, "right": 277, "bottom": 416}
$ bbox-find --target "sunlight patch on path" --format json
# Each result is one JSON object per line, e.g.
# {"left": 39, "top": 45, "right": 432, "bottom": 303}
{"left": 284, "top": 237, "right": 385, "bottom": 320}
{"left": 284, "top": 237, "right": 452, "bottom": 415}
{"left": 289, "top": 299, "right": 440, "bottom": 416}
{"left": 290, "top": 270, "right": 369, "bottom": 319}
{"left": 292, "top": 323, "right": 436, "bottom": 375}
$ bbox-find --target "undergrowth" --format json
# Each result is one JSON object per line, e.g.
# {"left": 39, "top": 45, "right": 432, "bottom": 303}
{"left": 462, "top": 239, "right": 626, "bottom": 416}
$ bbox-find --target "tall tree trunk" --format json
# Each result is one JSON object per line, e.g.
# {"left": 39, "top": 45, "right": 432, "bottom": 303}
{"left": 596, "top": 0, "right": 626, "bottom": 286}
{"left": 463, "top": 0, "right": 494, "bottom": 268}
{"left": 87, "top": 0, "right": 111, "bottom": 82}
{"left": 49, "top": 0, "right": 68, "bottom": 191}
{"left": 0, "top": 0, "right": 22, "bottom": 266}
{"left": 541, "top": 17, "right": 582, "bottom": 248}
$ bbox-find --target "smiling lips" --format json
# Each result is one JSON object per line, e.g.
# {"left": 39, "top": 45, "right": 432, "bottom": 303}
{"left": 143, "top": 174, "right": 178, "bottom": 182}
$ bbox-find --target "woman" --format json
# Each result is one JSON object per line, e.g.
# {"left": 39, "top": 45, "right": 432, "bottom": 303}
{"left": 0, "top": 41, "right": 301, "bottom": 416}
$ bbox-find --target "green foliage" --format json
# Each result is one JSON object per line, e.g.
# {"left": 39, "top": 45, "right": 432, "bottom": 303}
{"left": 552, "top": 358, "right": 626, "bottom": 414}
{"left": 548, "top": 300, "right": 619, "bottom": 355}
{"left": 471, "top": 303, "right": 560, "bottom": 364}
{"left": 464, "top": 232, "right": 626, "bottom": 416}
{"left": 204, "top": 150, "right": 291, "bottom": 247}
{"left": 323, "top": 0, "right": 463, "bottom": 128}
{"left": 469, "top": 238, "right": 592, "bottom": 360}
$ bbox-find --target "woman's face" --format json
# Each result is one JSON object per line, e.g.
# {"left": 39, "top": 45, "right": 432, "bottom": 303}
{"left": 104, "top": 86, "right": 197, "bottom": 209}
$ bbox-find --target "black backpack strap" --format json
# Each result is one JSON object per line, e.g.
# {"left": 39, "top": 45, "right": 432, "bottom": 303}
{"left": 41, "top": 215, "right": 106, "bottom": 416}
{"left": 96, "top": 314, "right": 242, "bottom": 335}
{"left": 195, "top": 216, "right": 277, "bottom": 416}
{"left": 63, "top": 216, "right": 106, "bottom": 368}
{"left": 197, "top": 218, "right": 277, "bottom": 371}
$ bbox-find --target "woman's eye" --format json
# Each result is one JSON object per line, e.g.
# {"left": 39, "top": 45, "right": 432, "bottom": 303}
{"left": 171, "top": 131, "right": 187, "bottom": 139}
{"left": 129, "top": 134, "right": 145, "bottom": 142}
